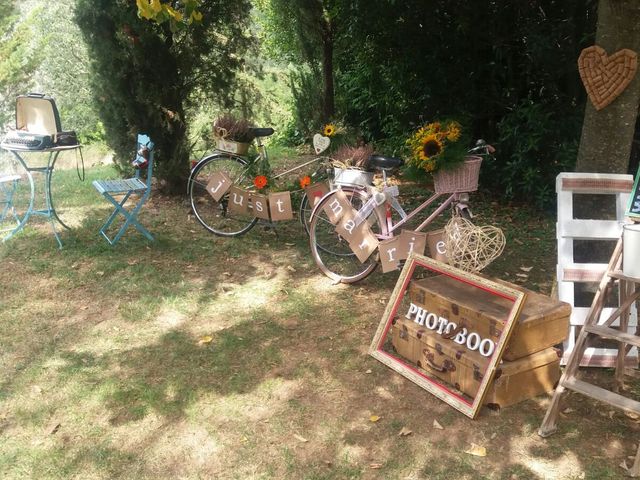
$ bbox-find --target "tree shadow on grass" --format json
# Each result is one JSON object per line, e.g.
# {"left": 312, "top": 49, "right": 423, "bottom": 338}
{"left": 3, "top": 196, "right": 640, "bottom": 478}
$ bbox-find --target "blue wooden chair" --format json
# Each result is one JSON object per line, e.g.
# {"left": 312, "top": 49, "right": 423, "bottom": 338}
{"left": 0, "top": 173, "right": 21, "bottom": 226}
{"left": 92, "top": 134, "right": 155, "bottom": 245}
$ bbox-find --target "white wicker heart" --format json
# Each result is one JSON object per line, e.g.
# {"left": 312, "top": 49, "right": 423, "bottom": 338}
{"left": 444, "top": 217, "right": 505, "bottom": 272}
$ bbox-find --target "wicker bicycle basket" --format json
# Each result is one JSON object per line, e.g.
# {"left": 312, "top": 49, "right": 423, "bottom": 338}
{"left": 433, "top": 155, "right": 482, "bottom": 194}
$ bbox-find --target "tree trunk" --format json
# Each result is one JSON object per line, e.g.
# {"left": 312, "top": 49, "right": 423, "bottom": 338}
{"left": 575, "top": 0, "right": 640, "bottom": 173}
{"left": 321, "top": 18, "right": 335, "bottom": 122}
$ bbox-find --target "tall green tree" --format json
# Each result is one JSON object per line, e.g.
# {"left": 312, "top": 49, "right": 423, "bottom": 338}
{"left": 332, "top": 0, "right": 596, "bottom": 206}
{"left": 0, "top": 0, "right": 40, "bottom": 128}
{"left": 0, "top": 1, "right": 101, "bottom": 140}
{"left": 257, "top": 0, "right": 336, "bottom": 127}
{"left": 32, "top": 0, "right": 101, "bottom": 140}
{"left": 75, "top": 0, "right": 253, "bottom": 192}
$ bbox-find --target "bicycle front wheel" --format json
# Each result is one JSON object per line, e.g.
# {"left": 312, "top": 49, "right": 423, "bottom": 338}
{"left": 308, "top": 187, "right": 385, "bottom": 284}
{"left": 188, "top": 153, "right": 258, "bottom": 237}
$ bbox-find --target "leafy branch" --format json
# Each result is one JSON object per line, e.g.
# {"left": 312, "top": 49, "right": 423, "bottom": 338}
{"left": 136, "top": 0, "right": 203, "bottom": 30}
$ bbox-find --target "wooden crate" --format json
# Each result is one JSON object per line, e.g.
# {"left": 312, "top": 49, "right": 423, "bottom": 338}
{"left": 409, "top": 275, "right": 571, "bottom": 361}
{"left": 390, "top": 317, "right": 561, "bottom": 408}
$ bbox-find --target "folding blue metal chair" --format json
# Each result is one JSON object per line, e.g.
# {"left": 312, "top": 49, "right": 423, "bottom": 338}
{"left": 92, "top": 134, "right": 155, "bottom": 245}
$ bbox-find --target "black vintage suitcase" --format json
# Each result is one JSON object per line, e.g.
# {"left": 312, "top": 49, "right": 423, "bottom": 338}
{"left": 2, "top": 93, "right": 77, "bottom": 149}
{"left": 16, "top": 93, "right": 62, "bottom": 134}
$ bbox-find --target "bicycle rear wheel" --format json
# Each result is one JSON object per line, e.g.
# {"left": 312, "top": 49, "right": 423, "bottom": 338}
{"left": 308, "top": 187, "right": 385, "bottom": 283}
{"left": 188, "top": 153, "right": 258, "bottom": 237}
{"left": 299, "top": 194, "right": 314, "bottom": 236}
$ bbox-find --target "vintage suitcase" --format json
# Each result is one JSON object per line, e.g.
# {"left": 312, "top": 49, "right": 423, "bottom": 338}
{"left": 16, "top": 93, "right": 62, "bottom": 134}
{"left": 409, "top": 275, "right": 571, "bottom": 361}
{"left": 2, "top": 93, "right": 77, "bottom": 150}
{"left": 390, "top": 316, "right": 561, "bottom": 407}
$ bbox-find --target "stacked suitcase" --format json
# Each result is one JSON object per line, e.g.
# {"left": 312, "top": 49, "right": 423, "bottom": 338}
{"left": 390, "top": 275, "right": 571, "bottom": 408}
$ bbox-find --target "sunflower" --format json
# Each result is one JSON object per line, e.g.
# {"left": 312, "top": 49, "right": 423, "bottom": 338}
{"left": 299, "top": 175, "right": 312, "bottom": 189}
{"left": 422, "top": 158, "right": 437, "bottom": 172}
{"left": 323, "top": 124, "right": 336, "bottom": 137}
{"left": 253, "top": 175, "right": 268, "bottom": 190}
{"left": 418, "top": 134, "right": 443, "bottom": 161}
{"left": 445, "top": 122, "right": 461, "bottom": 142}
{"left": 407, "top": 119, "right": 467, "bottom": 174}
{"left": 429, "top": 122, "right": 442, "bottom": 133}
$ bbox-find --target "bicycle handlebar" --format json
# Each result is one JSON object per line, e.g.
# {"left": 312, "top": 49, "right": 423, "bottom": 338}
{"left": 468, "top": 139, "right": 496, "bottom": 155}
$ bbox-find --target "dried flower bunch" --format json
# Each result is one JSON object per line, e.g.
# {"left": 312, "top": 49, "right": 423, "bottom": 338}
{"left": 332, "top": 144, "right": 374, "bottom": 169}
{"left": 406, "top": 120, "right": 467, "bottom": 174}
{"left": 213, "top": 114, "right": 255, "bottom": 143}
{"left": 318, "top": 121, "right": 372, "bottom": 169}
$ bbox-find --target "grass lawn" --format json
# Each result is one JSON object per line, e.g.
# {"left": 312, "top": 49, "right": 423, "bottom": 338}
{"left": 0, "top": 158, "right": 638, "bottom": 479}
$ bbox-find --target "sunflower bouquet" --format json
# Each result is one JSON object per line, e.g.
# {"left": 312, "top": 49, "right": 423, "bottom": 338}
{"left": 406, "top": 120, "right": 468, "bottom": 174}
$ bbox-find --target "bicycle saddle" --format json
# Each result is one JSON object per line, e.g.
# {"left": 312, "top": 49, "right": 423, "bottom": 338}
{"left": 366, "top": 154, "right": 404, "bottom": 172}
{"left": 249, "top": 127, "right": 275, "bottom": 138}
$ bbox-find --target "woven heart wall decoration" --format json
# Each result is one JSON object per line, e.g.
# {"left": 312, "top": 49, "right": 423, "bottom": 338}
{"left": 578, "top": 45, "right": 638, "bottom": 111}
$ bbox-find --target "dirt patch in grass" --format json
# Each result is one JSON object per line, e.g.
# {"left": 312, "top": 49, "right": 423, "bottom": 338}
{"left": 1, "top": 176, "right": 638, "bottom": 479}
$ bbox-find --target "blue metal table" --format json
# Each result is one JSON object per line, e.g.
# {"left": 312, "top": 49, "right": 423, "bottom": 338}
{"left": 0, "top": 143, "right": 81, "bottom": 248}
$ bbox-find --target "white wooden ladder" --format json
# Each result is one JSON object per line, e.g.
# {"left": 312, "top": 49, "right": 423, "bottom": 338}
{"left": 540, "top": 234, "right": 640, "bottom": 476}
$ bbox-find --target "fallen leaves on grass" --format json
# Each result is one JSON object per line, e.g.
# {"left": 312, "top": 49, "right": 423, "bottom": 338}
{"left": 520, "top": 266, "right": 533, "bottom": 272}
{"left": 433, "top": 420, "right": 444, "bottom": 430}
{"left": 45, "top": 420, "right": 61, "bottom": 435}
{"left": 293, "top": 433, "right": 308, "bottom": 443}
{"left": 197, "top": 335, "right": 213, "bottom": 345}
{"left": 370, "top": 415, "right": 381, "bottom": 423}
{"left": 369, "top": 463, "right": 383, "bottom": 469}
{"left": 464, "top": 443, "right": 487, "bottom": 457}
{"left": 398, "top": 427, "right": 412, "bottom": 436}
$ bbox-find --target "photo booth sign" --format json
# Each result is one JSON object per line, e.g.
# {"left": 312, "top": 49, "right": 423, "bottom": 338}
{"left": 369, "top": 253, "right": 526, "bottom": 418}
{"left": 628, "top": 166, "right": 640, "bottom": 219}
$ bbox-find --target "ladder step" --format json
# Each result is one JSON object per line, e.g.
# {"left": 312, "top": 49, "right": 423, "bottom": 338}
{"left": 562, "top": 377, "right": 640, "bottom": 415}
{"left": 609, "top": 269, "right": 640, "bottom": 282}
{"left": 584, "top": 325, "right": 640, "bottom": 347}
{"left": 562, "top": 265, "right": 606, "bottom": 283}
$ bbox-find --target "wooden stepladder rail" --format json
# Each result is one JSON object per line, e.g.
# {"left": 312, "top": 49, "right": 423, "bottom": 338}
{"left": 539, "top": 230, "right": 640, "bottom": 476}
{"left": 556, "top": 172, "right": 637, "bottom": 366}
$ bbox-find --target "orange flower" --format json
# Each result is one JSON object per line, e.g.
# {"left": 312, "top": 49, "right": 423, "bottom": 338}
{"left": 299, "top": 175, "right": 311, "bottom": 189}
{"left": 254, "top": 175, "right": 268, "bottom": 189}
